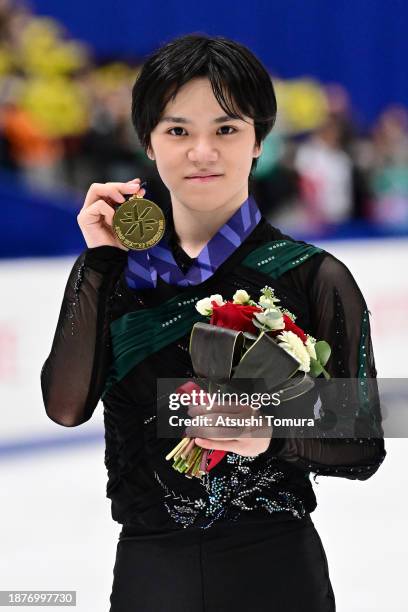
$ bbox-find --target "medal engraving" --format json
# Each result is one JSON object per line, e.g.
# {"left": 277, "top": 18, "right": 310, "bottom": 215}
{"left": 113, "top": 196, "right": 166, "bottom": 250}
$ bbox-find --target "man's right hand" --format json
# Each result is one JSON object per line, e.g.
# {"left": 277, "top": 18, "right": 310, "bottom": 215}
{"left": 77, "top": 178, "right": 146, "bottom": 250}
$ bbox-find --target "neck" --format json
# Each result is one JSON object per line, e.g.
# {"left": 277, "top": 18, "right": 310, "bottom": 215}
{"left": 171, "top": 189, "right": 249, "bottom": 259}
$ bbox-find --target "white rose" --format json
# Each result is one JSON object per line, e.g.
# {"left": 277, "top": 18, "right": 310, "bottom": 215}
{"left": 233, "top": 289, "right": 250, "bottom": 304}
{"left": 276, "top": 330, "right": 311, "bottom": 372}
{"left": 195, "top": 294, "right": 224, "bottom": 316}
{"left": 209, "top": 294, "right": 224, "bottom": 306}
{"left": 305, "top": 337, "right": 317, "bottom": 360}
{"left": 195, "top": 297, "right": 214, "bottom": 316}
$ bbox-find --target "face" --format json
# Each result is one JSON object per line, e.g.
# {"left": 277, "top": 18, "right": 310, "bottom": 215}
{"left": 147, "top": 77, "right": 262, "bottom": 214}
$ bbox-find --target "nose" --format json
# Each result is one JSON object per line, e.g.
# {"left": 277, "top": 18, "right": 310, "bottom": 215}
{"left": 187, "top": 138, "right": 219, "bottom": 163}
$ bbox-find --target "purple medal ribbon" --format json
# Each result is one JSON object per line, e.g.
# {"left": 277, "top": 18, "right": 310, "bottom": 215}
{"left": 124, "top": 195, "right": 262, "bottom": 290}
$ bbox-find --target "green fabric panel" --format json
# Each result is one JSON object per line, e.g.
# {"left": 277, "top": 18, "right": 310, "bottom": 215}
{"left": 101, "top": 289, "right": 209, "bottom": 399}
{"left": 241, "top": 239, "right": 324, "bottom": 278}
{"left": 102, "top": 239, "right": 325, "bottom": 397}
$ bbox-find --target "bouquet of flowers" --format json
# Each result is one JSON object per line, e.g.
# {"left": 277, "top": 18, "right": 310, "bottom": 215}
{"left": 165, "top": 285, "right": 331, "bottom": 479}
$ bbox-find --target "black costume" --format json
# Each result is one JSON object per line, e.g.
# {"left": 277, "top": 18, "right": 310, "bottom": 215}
{"left": 41, "top": 208, "right": 386, "bottom": 611}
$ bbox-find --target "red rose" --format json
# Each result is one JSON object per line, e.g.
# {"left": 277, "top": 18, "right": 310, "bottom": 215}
{"left": 282, "top": 314, "right": 308, "bottom": 343}
{"left": 210, "top": 300, "right": 263, "bottom": 334}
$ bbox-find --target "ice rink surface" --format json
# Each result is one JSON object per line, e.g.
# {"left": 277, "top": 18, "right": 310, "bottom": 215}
{"left": 0, "top": 439, "right": 404, "bottom": 611}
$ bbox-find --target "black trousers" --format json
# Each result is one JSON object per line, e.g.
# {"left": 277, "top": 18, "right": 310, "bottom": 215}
{"left": 109, "top": 512, "right": 336, "bottom": 612}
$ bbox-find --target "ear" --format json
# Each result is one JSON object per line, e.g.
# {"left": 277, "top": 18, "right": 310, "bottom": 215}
{"left": 146, "top": 143, "right": 155, "bottom": 161}
{"left": 253, "top": 141, "right": 263, "bottom": 159}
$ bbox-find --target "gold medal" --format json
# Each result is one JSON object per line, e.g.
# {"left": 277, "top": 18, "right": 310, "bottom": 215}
{"left": 112, "top": 195, "right": 166, "bottom": 250}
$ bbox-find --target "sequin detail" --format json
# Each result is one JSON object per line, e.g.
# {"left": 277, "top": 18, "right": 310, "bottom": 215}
{"left": 143, "top": 415, "right": 156, "bottom": 425}
{"left": 154, "top": 453, "right": 307, "bottom": 530}
{"left": 73, "top": 261, "right": 85, "bottom": 293}
{"left": 67, "top": 260, "right": 86, "bottom": 336}
{"left": 358, "top": 306, "right": 370, "bottom": 414}
{"left": 242, "top": 240, "right": 324, "bottom": 279}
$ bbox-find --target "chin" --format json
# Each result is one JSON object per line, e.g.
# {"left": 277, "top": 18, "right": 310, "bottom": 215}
{"left": 179, "top": 195, "right": 230, "bottom": 211}
{"left": 184, "top": 186, "right": 231, "bottom": 199}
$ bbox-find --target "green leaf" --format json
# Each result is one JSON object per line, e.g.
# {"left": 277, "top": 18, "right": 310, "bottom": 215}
{"left": 309, "top": 358, "right": 323, "bottom": 377}
{"left": 315, "top": 341, "right": 331, "bottom": 366}
{"left": 321, "top": 366, "right": 331, "bottom": 380}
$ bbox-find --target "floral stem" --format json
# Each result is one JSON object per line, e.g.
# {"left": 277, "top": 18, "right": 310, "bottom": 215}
{"left": 185, "top": 446, "right": 202, "bottom": 476}
{"left": 165, "top": 437, "right": 190, "bottom": 461}
{"left": 181, "top": 437, "right": 196, "bottom": 459}
{"left": 174, "top": 440, "right": 190, "bottom": 461}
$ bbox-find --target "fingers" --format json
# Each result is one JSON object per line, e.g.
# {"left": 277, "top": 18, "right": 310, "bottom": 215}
{"left": 78, "top": 199, "right": 115, "bottom": 226}
{"left": 83, "top": 180, "right": 145, "bottom": 209}
{"left": 184, "top": 405, "right": 268, "bottom": 439}
{"left": 194, "top": 436, "right": 271, "bottom": 456}
{"left": 194, "top": 438, "right": 239, "bottom": 451}
{"left": 185, "top": 423, "right": 247, "bottom": 439}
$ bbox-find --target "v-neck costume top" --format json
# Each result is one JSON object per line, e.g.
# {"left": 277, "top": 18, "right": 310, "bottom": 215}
{"left": 40, "top": 207, "right": 386, "bottom": 531}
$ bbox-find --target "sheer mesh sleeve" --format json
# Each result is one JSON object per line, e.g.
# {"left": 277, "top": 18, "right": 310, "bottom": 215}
{"left": 269, "top": 253, "right": 387, "bottom": 481}
{"left": 40, "top": 246, "right": 128, "bottom": 427}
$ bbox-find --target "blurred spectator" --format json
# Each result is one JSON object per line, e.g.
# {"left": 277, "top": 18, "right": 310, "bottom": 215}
{"left": 367, "top": 106, "right": 408, "bottom": 230}
{"left": 251, "top": 131, "right": 302, "bottom": 230}
{"left": 2, "top": 101, "right": 64, "bottom": 191}
{"left": 294, "top": 114, "right": 354, "bottom": 228}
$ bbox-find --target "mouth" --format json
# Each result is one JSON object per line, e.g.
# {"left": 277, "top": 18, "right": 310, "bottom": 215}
{"left": 185, "top": 174, "right": 223, "bottom": 183}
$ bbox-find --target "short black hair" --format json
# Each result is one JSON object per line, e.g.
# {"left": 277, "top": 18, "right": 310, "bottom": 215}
{"left": 131, "top": 33, "right": 277, "bottom": 181}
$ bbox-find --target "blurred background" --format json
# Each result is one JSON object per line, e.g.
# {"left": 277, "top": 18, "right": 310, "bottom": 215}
{"left": 0, "top": 0, "right": 407, "bottom": 610}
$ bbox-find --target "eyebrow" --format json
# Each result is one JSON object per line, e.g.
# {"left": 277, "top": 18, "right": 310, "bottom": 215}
{"left": 158, "top": 114, "right": 242, "bottom": 124}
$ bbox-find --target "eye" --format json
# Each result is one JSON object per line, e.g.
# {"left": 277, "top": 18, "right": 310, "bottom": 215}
{"left": 166, "top": 125, "right": 237, "bottom": 136}
{"left": 167, "top": 127, "right": 186, "bottom": 136}
{"left": 218, "top": 125, "right": 237, "bottom": 135}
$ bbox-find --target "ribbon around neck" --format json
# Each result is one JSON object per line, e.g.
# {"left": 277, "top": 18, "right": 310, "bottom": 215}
{"left": 124, "top": 195, "right": 262, "bottom": 290}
